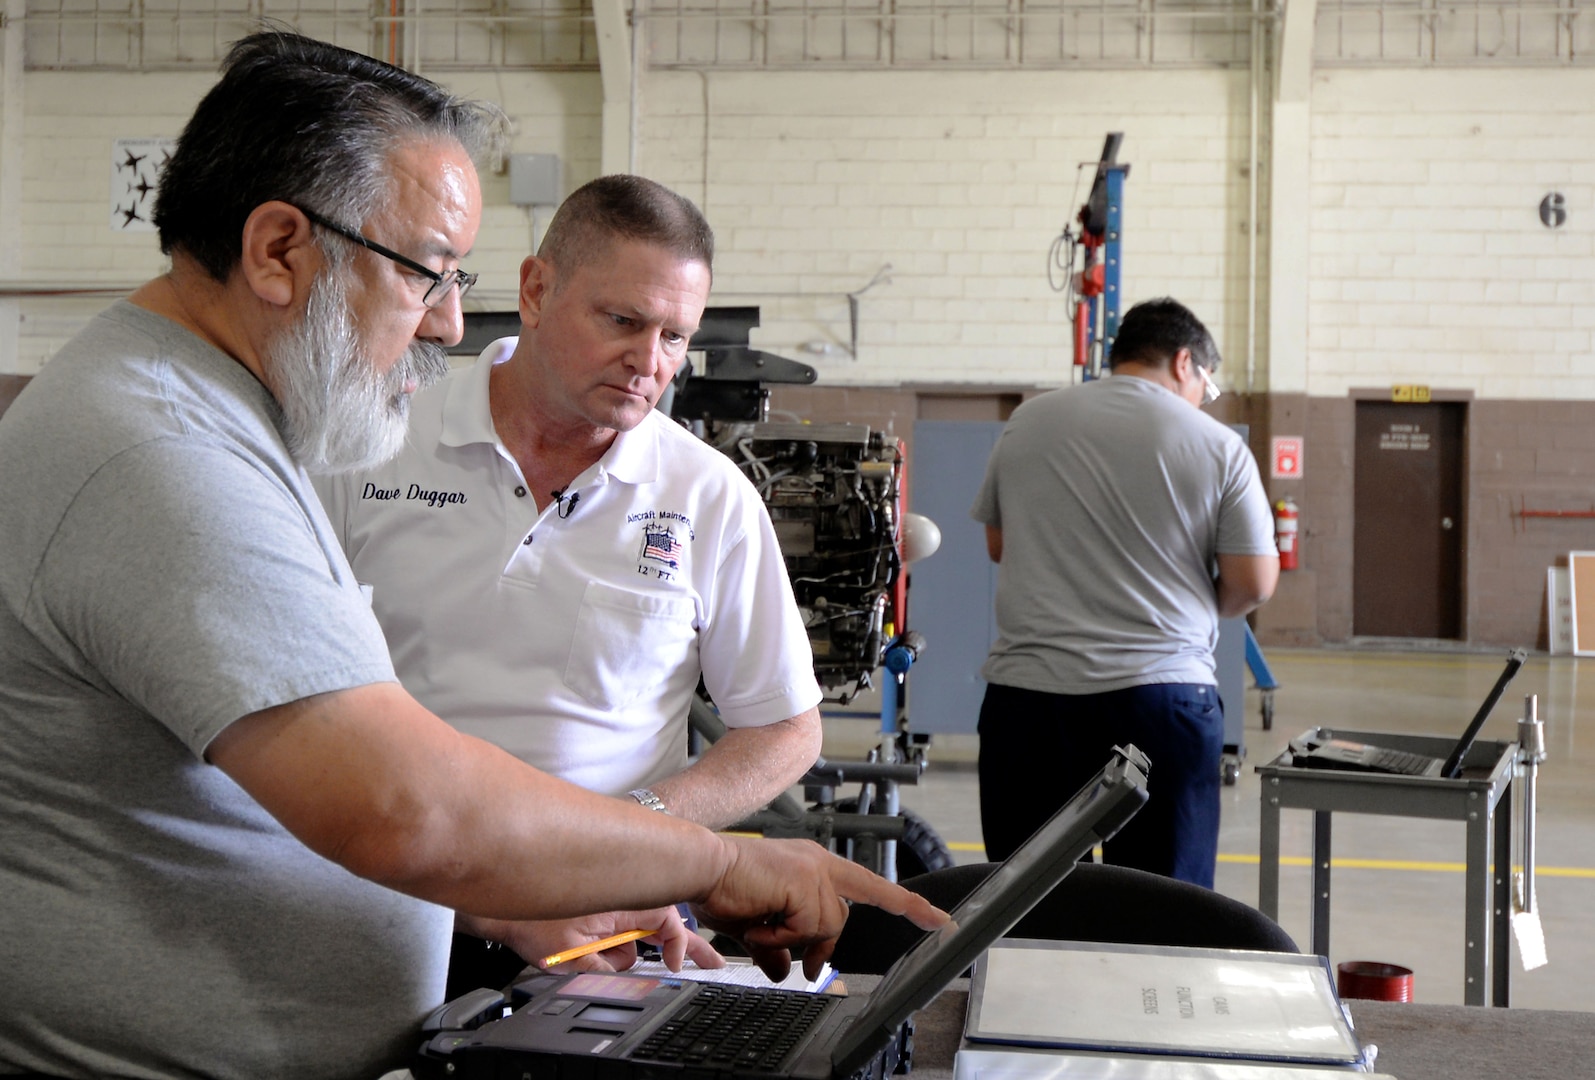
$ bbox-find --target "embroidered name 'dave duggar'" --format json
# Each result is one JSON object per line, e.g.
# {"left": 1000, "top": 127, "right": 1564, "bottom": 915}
{"left": 360, "top": 482, "right": 468, "bottom": 509}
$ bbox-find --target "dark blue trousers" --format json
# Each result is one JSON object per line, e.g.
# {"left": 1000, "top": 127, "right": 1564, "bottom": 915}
{"left": 977, "top": 680, "right": 1224, "bottom": 888}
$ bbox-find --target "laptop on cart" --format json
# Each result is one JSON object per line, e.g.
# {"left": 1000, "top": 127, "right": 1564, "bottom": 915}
{"left": 414, "top": 745, "right": 1151, "bottom": 1080}
{"left": 1289, "top": 648, "right": 1526, "bottom": 779}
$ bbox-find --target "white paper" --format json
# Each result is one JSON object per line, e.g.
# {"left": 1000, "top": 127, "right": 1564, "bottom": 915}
{"left": 1547, "top": 567, "right": 1573, "bottom": 655}
{"left": 625, "top": 956, "right": 836, "bottom": 992}
{"left": 955, "top": 1047, "right": 1393, "bottom": 1080}
{"left": 968, "top": 943, "right": 1361, "bottom": 1065}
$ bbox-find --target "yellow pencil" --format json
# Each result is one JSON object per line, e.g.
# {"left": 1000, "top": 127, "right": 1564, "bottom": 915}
{"left": 539, "top": 927, "right": 660, "bottom": 968}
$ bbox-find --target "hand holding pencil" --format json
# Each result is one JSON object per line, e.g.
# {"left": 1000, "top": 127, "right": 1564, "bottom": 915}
{"left": 492, "top": 907, "right": 725, "bottom": 975}
{"left": 539, "top": 927, "right": 658, "bottom": 968}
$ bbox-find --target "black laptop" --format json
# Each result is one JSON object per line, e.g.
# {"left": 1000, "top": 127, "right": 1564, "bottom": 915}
{"left": 1290, "top": 648, "right": 1526, "bottom": 779}
{"left": 413, "top": 745, "right": 1151, "bottom": 1080}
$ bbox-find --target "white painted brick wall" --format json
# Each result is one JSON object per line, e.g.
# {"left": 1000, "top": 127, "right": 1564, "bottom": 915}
{"left": 1308, "top": 68, "right": 1595, "bottom": 400}
{"left": 7, "top": 58, "right": 1594, "bottom": 404}
{"left": 3, "top": 72, "right": 206, "bottom": 370}
{"left": 4, "top": 69, "right": 598, "bottom": 373}
{"left": 637, "top": 67, "right": 1252, "bottom": 388}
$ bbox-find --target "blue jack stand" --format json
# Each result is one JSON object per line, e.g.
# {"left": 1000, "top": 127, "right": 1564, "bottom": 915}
{"left": 1244, "top": 623, "right": 1279, "bottom": 731}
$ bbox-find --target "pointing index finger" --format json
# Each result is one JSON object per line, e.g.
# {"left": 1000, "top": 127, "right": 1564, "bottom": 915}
{"left": 828, "top": 857, "right": 950, "bottom": 931}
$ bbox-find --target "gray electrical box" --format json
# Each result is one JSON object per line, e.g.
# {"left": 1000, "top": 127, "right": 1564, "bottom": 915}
{"left": 509, "top": 153, "right": 562, "bottom": 207}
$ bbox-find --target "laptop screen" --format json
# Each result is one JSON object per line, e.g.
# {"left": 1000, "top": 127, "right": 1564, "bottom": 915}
{"left": 828, "top": 745, "right": 1150, "bottom": 1075}
{"left": 1440, "top": 647, "right": 1526, "bottom": 778}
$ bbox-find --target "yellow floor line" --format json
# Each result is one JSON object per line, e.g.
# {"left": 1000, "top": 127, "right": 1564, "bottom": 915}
{"left": 948, "top": 842, "right": 1595, "bottom": 878}
{"left": 1258, "top": 650, "right": 1548, "bottom": 672}
{"left": 1216, "top": 853, "right": 1595, "bottom": 878}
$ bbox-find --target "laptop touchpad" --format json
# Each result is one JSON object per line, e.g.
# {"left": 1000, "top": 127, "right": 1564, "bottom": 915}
{"left": 578, "top": 1004, "right": 644, "bottom": 1025}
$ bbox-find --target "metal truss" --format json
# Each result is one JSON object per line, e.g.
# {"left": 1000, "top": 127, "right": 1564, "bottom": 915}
{"left": 16, "top": 0, "right": 1593, "bottom": 70}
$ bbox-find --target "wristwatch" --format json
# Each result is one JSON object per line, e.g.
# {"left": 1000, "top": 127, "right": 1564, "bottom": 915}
{"left": 627, "top": 788, "right": 670, "bottom": 814}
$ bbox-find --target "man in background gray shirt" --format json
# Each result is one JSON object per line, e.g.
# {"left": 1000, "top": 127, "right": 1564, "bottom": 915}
{"left": 971, "top": 297, "right": 1277, "bottom": 887}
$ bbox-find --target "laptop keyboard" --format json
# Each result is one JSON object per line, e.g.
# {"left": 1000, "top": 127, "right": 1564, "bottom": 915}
{"left": 1296, "top": 742, "right": 1439, "bottom": 775}
{"left": 1364, "top": 747, "right": 1440, "bottom": 775}
{"left": 632, "top": 984, "right": 830, "bottom": 1071}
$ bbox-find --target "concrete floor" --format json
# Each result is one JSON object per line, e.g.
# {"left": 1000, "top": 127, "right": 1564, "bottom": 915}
{"left": 815, "top": 647, "right": 1595, "bottom": 1011}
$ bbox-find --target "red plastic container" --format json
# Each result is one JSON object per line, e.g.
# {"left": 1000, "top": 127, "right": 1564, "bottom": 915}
{"left": 1337, "top": 961, "right": 1414, "bottom": 1002}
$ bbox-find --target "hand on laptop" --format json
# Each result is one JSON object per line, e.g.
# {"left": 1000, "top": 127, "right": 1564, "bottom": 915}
{"left": 693, "top": 835, "right": 951, "bottom": 982}
{"left": 464, "top": 907, "right": 725, "bottom": 975}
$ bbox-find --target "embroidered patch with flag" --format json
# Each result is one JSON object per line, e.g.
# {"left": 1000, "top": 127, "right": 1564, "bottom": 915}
{"left": 641, "top": 527, "right": 682, "bottom": 569}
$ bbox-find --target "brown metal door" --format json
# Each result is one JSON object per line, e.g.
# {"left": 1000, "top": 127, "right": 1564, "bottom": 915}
{"left": 1353, "top": 401, "right": 1465, "bottom": 638}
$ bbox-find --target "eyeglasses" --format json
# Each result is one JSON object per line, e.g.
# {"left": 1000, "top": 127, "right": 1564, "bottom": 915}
{"left": 1199, "top": 365, "right": 1222, "bottom": 405}
{"left": 298, "top": 206, "right": 477, "bottom": 309}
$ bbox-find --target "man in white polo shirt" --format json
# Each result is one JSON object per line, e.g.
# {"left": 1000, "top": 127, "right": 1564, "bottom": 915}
{"left": 316, "top": 175, "right": 823, "bottom": 990}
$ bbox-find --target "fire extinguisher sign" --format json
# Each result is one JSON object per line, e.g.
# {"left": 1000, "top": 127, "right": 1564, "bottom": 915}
{"left": 1270, "top": 436, "right": 1303, "bottom": 479}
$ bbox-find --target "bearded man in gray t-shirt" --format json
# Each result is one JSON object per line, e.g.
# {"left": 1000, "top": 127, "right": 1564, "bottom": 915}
{"left": 971, "top": 297, "right": 1278, "bottom": 887}
{"left": 0, "top": 32, "right": 942, "bottom": 1080}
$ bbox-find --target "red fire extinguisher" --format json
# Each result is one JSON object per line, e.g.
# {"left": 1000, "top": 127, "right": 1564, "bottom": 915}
{"left": 1274, "top": 497, "right": 1299, "bottom": 571}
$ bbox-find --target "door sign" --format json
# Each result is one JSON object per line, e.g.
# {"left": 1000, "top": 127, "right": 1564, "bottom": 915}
{"left": 1379, "top": 423, "right": 1430, "bottom": 452}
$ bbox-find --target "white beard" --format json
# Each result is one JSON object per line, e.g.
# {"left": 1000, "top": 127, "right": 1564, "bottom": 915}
{"left": 269, "top": 269, "right": 452, "bottom": 475}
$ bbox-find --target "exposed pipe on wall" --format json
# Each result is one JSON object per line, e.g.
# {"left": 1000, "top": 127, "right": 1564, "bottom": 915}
{"left": 630, "top": 0, "right": 644, "bottom": 172}
{"left": 1246, "top": 0, "right": 1261, "bottom": 394}
{"left": 0, "top": 0, "right": 24, "bottom": 375}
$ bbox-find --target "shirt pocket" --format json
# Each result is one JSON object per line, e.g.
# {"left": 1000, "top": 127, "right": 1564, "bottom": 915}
{"left": 563, "top": 580, "right": 699, "bottom": 711}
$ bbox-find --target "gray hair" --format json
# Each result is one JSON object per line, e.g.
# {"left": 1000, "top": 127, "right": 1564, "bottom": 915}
{"left": 154, "top": 28, "right": 503, "bottom": 282}
{"left": 538, "top": 174, "right": 715, "bottom": 282}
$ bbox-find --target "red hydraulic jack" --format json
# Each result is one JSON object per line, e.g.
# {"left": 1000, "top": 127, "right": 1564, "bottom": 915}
{"left": 1060, "top": 132, "right": 1128, "bottom": 380}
